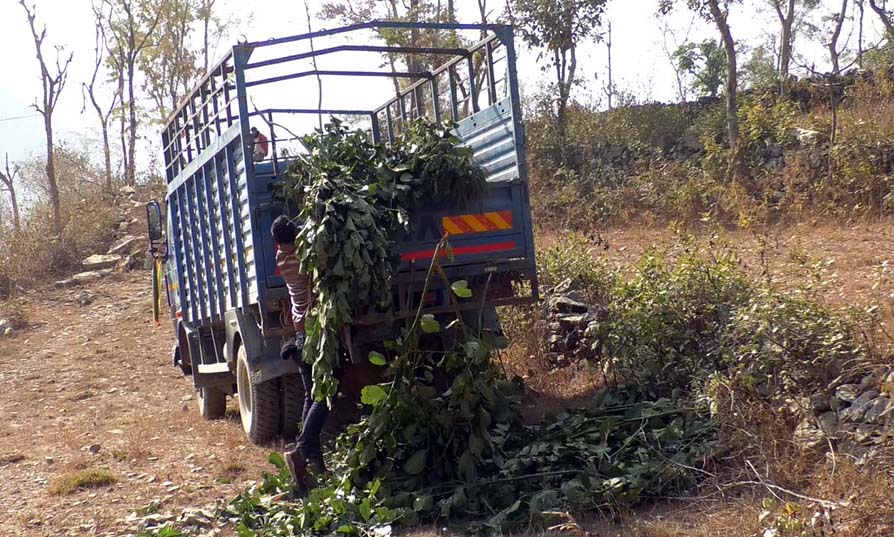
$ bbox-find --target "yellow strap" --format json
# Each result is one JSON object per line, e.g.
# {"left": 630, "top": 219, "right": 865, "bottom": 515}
{"left": 154, "top": 258, "right": 163, "bottom": 326}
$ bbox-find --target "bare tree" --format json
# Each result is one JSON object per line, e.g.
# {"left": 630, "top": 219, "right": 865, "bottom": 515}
{"left": 140, "top": 0, "right": 202, "bottom": 123}
{"left": 856, "top": 0, "right": 865, "bottom": 67}
{"left": 828, "top": 0, "right": 850, "bottom": 75}
{"left": 0, "top": 154, "right": 21, "bottom": 230}
{"left": 84, "top": 7, "right": 120, "bottom": 189}
{"left": 657, "top": 15, "right": 697, "bottom": 102}
{"left": 19, "top": 0, "right": 72, "bottom": 234}
{"left": 513, "top": 0, "right": 609, "bottom": 146}
{"left": 660, "top": 0, "right": 741, "bottom": 157}
{"left": 200, "top": 0, "right": 217, "bottom": 71}
{"left": 868, "top": 0, "right": 894, "bottom": 39}
{"left": 98, "top": 0, "right": 164, "bottom": 185}
{"left": 767, "top": 1, "right": 821, "bottom": 94}
{"left": 771, "top": 0, "right": 796, "bottom": 92}
{"left": 305, "top": 0, "right": 324, "bottom": 130}
{"left": 603, "top": 21, "right": 614, "bottom": 109}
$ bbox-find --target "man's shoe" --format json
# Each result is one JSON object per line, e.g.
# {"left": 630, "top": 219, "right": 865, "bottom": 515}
{"left": 280, "top": 337, "right": 298, "bottom": 361}
{"left": 284, "top": 448, "right": 307, "bottom": 488}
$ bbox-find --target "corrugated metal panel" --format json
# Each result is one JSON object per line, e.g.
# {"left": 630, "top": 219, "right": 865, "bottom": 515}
{"left": 455, "top": 97, "right": 518, "bottom": 183}
{"left": 168, "top": 128, "right": 262, "bottom": 324}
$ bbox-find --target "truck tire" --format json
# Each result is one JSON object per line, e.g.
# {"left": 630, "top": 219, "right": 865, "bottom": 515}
{"left": 279, "top": 374, "right": 305, "bottom": 440}
{"left": 197, "top": 387, "right": 227, "bottom": 420}
{"left": 235, "top": 345, "right": 281, "bottom": 443}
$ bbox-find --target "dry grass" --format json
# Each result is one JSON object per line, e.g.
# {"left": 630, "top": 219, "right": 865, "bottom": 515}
{"left": 0, "top": 190, "right": 119, "bottom": 289}
{"left": 110, "top": 422, "right": 154, "bottom": 463}
{"left": 48, "top": 469, "right": 117, "bottom": 495}
{"left": 216, "top": 462, "right": 246, "bottom": 483}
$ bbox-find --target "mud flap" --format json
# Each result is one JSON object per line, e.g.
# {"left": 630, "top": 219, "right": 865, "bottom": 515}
{"left": 224, "top": 309, "right": 300, "bottom": 384}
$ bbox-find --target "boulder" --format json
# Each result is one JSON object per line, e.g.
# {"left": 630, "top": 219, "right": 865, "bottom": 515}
{"left": 82, "top": 254, "right": 123, "bottom": 271}
{"left": 564, "top": 331, "right": 580, "bottom": 351}
{"left": 794, "top": 418, "right": 825, "bottom": 449}
{"left": 557, "top": 313, "right": 588, "bottom": 330}
{"left": 75, "top": 290, "right": 94, "bottom": 306}
{"left": 863, "top": 397, "right": 891, "bottom": 424}
{"left": 794, "top": 128, "right": 822, "bottom": 146}
{"left": 842, "top": 390, "right": 880, "bottom": 422}
{"left": 818, "top": 411, "right": 838, "bottom": 436}
{"left": 549, "top": 296, "right": 588, "bottom": 314}
{"left": 548, "top": 334, "right": 565, "bottom": 353}
{"left": 178, "top": 507, "right": 215, "bottom": 528}
{"left": 117, "top": 253, "right": 144, "bottom": 272}
{"left": 835, "top": 384, "right": 861, "bottom": 403}
{"left": 54, "top": 269, "right": 114, "bottom": 288}
{"left": 108, "top": 236, "right": 139, "bottom": 255}
{"left": 809, "top": 393, "right": 832, "bottom": 413}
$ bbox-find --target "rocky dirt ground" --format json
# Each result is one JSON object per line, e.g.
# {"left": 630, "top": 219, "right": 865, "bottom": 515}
{"left": 0, "top": 272, "right": 286, "bottom": 536}
{"left": 2, "top": 219, "right": 894, "bottom": 536}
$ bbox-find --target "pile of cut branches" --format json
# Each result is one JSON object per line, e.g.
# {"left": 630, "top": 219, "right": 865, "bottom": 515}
{"left": 277, "top": 119, "right": 485, "bottom": 402}
{"left": 235, "top": 120, "right": 717, "bottom": 537}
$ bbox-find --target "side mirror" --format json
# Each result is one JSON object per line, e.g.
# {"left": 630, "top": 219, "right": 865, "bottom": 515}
{"left": 146, "top": 201, "right": 163, "bottom": 242}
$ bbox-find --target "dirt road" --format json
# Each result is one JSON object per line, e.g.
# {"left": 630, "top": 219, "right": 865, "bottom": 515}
{"left": 0, "top": 273, "right": 279, "bottom": 536}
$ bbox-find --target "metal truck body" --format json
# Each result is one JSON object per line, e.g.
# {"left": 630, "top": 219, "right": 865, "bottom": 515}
{"left": 149, "top": 22, "right": 538, "bottom": 442}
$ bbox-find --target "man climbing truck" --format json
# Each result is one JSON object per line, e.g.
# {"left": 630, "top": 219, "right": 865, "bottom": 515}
{"left": 146, "top": 22, "right": 538, "bottom": 444}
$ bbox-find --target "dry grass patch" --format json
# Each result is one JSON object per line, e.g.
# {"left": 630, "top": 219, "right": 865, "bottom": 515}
{"left": 48, "top": 469, "right": 117, "bottom": 495}
{"left": 0, "top": 452, "right": 26, "bottom": 466}
{"left": 216, "top": 461, "right": 246, "bottom": 483}
{"left": 110, "top": 422, "right": 153, "bottom": 463}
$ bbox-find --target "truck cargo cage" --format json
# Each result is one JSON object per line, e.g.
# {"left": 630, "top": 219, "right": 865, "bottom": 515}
{"left": 160, "top": 22, "right": 536, "bottom": 330}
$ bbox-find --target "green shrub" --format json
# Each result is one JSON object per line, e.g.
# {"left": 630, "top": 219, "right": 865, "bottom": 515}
{"left": 558, "top": 241, "right": 872, "bottom": 403}
{"left": 722, "top": 288, "right": 866, "bottom": 399}
{"left": 536, "top": 233, "right": 614, "bottom": 303}
{"left": 601, "top": 249, "right": 751, "bottom": 398}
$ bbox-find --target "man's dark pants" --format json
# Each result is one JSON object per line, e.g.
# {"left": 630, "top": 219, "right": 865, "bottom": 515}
{"left": 296, "top": 361, "right": 330, "bottom": 465}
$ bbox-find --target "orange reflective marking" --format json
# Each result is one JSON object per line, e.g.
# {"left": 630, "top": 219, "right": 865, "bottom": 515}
{"left": 441, "top": 211, "right": 513, "bottom": 235}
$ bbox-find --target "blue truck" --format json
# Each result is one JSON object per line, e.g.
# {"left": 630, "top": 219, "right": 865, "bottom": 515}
{"left": 146, "top": 22, "right": 538, "bottom": 443}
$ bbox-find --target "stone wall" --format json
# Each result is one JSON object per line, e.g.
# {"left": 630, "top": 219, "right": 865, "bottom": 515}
{"left": 795, "top": 372, "right": 894, "bottom": 463}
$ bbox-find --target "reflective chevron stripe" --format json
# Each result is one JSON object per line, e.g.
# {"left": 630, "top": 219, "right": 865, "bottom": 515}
{"left": 441, "top": 210, "right": 512, "bottom": 235}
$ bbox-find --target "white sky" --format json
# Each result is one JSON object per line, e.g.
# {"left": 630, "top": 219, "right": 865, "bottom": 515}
{"left": 0, "top": 0, "right": 888, "bottom": 171}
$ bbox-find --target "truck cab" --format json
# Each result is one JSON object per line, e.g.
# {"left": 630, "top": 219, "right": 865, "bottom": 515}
{"left": 147, "top": 22, "right": 537, "bottom": 444}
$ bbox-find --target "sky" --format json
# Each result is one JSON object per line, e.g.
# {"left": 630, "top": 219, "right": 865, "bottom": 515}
{"left": 0, "top": 0, "right": 888, "bottom": 172}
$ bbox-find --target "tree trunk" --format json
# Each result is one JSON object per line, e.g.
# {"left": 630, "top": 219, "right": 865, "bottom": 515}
{"left": 605, "top": 22, "right": 613, "bottom": 109}
{"left": 777, "top": 0, "right": 795, "bottom": 95}
{"left": 708, "top": 0, "right": 740, "bottom": 148}
{"left": 8, "top": 189, "right": 20, "bottom": 230}
{"left": 869, "top": 0, "right": 894, "bottom": 39}
{"left": 829, "top": 0, "right": 849, "bottom": 76}
{"left": 203, "top": 0, "right": 212, "bottom": 70}
{"left": 44, "top": 117, "right": 62, "bottom": 234}
{"left": 127, "top": 57, "right": 137, "bottom": 185}
{"left": 101, "top": 119, "right": 113, "bottom": 189}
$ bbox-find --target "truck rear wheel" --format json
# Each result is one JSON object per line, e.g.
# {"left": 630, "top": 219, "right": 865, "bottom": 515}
{"left": 236, "top": 345, "right": 281, "bottom": 443}
{"left": 197, "top": 387, "right": 227, "bottom": 419}
{"left": 279, "top": 374, "right": 305, "bottom": 440}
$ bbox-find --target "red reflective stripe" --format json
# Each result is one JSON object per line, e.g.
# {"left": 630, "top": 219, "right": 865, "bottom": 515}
{"left": 400, "top": 241, "right": 517, "bottom": 262}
